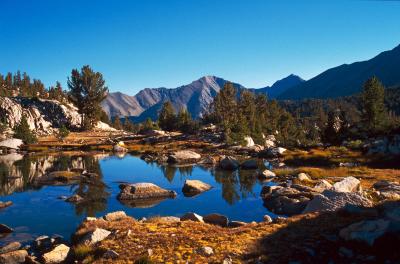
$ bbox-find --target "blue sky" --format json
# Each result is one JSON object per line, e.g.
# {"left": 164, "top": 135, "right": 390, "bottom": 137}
{"left": 1, "top": 0, "right": 400, "bottom": 94}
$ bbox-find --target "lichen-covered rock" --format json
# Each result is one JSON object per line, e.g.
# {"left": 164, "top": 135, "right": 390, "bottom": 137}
{"left": 117, "top": 183, "right": 177, "bottom": 201}
{"left": 182, "top": 180, "right": 212, "bottom": 197}
{"left": 303, "top": 190, "right": 372, "bottom": 213}
{"left": 167, "top": 150, "right": 201, "bottom": 164}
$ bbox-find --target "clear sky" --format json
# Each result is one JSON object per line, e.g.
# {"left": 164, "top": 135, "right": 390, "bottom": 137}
{"left": 1, "top": 0, "right": 400, "bottom": 94}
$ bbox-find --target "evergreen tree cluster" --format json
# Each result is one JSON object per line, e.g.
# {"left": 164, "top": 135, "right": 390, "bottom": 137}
{"left": 157, "top": 101, "right": 199, "bottom": 133}
{"left": 0, "top": 71, "right": 67, "bottom": 100}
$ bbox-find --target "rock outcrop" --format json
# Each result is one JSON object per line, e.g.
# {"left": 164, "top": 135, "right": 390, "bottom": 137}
{"left": 0, "top": 97, "right": 81, "bottom": 135}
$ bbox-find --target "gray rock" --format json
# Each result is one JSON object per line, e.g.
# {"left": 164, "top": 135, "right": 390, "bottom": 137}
{"left": 0, "top": 242, "right": 21, "bottom": 254}
{"left": 81, "top": 228, "right": 111, "bottom": 245}
{"left": 303, "top": 190, "right": 372, "bottom": 213}
{"left": 117, "top": 183, "right": 177, "bottom": 201}
{"left": 0, "top": 224, "right": 13, "bottom": 233}
{"left": 0, "top": 250, "right": 28, "bottom": 264}
{"left": 219, "top": 156, "right": 239, "bottom": 170}
{"left": 182, "top": 180, "right": 212, "bottom": 197}
{"left": 103, "top": 211, "right": 127, "bottom": 221}
{"left": 203, "top": 213, "right": 229, "bottom": 227}
{"left": 240, "top": 159, "right": 258, "bottom": 169}
{"left": 339, "top": 219, "right": 390, "bottom": 246}
{"left": 167, "top": 150, "right": 201, "bottom": 164}
{"left": 180, "top": 212, "right": 204, "bottom": 223}
{"left": 332, "top": 176, "right": 361, "bottom": 193}
{"left": 42, "top": 244, "right": 70, "bottom": 264}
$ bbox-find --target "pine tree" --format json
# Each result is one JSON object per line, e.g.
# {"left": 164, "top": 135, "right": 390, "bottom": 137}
{"left": 158, "top": 101, "right": 177, "bottom": 131}
{"left": 361, "top": 77, "right": 388, "bottom": 134}
{"left": 113, "top": 117, "right": 122, "bottom": 130}
{"left": 14, "top": 115, "right": 37, "bottom": 144}
{"left": 177, "top": 107, "right": 194, "bottom": 133}
{"left": 323, "top": 110, "right": 341, "bottom": 145}
{"left": 123, "top": 117, "right": 136, "bottom": 132}
{"left": 68, "top": 65, "right": 108, "bottom": 130}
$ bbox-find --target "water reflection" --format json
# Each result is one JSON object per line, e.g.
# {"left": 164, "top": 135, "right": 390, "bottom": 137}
{"left": 1, "top": 154, "right": 266, "bottom": 208}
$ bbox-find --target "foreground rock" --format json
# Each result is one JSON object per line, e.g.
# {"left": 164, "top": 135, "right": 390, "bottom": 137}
{"left": 81, "top": 228, "right": 111, "bottom": 245}
{"left": 219, "top": 156, "right": 239, "bottom": 170}
{"left": 261, "top": 185, "right": 318, "bottom": 216}
{"left": 42, "top": 244, "right": 70, "bottom": 264}
{"left": 0, "top": 249, "right": 28, "bottom": 264}
{"left": 103, "top": 211, "right": 127, "bottom": 221}
{"left": 167, "top": 150, "right": 201, "bottom": 164}
{"left": 203, "top": 213, "right": 229, "bottom": 227}
{"left": 332, "top": 176, "right": 361, "bottom": 193}
{"left": 117, "top": 183, "right": 177, "bottom": 201}
{"left": 373, "top": 180, "right": 400, "bottom": 201}
{"left": 303, "top": 190, "right": 372, "bottom": 213}
{"left": 182, "top": 180, "right": 212, "bottom": 197}
{"left": 180, "top": 212, "right": 204, "bottom": 223}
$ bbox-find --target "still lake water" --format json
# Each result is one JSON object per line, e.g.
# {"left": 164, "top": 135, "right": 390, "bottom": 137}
{"left": 0, "top": 153, "right": 275, "bottom": 245}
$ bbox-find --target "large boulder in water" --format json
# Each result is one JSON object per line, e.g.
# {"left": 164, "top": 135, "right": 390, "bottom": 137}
{"left": 117, "top": 183, "right": 177, "bottom": 201}
{"left": 219, "top": 156, "right": 240, "bottom": 170}
{"left": 167, "top": 150, "right": 201, "bottom": 164}
{"left": 182, "top": 180, "right": 212, "bottom": 197}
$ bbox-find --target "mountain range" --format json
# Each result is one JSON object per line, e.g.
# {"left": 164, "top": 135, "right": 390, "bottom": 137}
{"left": 102, "top": 75, "right": 303, "bottom": 121}
{"left": 102, "top": 44, "right": 400, "bottom": 121}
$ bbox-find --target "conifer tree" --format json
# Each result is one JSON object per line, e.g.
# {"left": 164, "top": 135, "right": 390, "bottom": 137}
{"left": 360, "top": 76, "right": 388, "bottom": 134}
{"left": 113, "top": 117, "right": 122, "bottom": 130}
{"left": 158, "top": 101, "right": 177, "bottom": 131}
{"left": 67, "top": 65, "right": 108, "bottom": 130}
{"left": 14, "top": 115, "right": 37, "bottom": 144}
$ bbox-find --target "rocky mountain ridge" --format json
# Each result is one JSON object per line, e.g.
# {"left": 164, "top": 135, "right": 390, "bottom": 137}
{"left": 102, "top": 74, "right": 303, "bottom": 120}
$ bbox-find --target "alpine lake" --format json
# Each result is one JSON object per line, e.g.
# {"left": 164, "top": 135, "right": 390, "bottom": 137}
{"left": 0, "top": 152, "right": 276, "bottom": 246}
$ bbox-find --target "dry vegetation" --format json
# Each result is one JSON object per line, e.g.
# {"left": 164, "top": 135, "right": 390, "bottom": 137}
{"left": 72, "top": 213, "right": 366, "bottom": 264}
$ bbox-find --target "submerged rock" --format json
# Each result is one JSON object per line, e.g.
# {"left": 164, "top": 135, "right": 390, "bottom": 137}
{"left": 182, "top": 180, "right": 212, "bottom": 197}
{"left": 0, "top": 224, "right": 13, "bottom": 233}
{"left": 117, "top": 183, "right": 177, "bottom": 201}
{"left": 42, "top": 244, "right": 70, "bottom": 264}
{"left": 219, "top": 156, "right": 239, "bottom": 170}
{"left": 0, "top": 201, "right": 12, "bottom": 209}
{"left": 167, "top": 150, "right": 201, "bottom": 164}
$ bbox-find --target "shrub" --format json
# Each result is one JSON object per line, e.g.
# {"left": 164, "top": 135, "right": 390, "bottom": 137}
{"left": 57, "top": 125, "right": 70, "bottom": 141}
{"left": 13, "top": 115, "right": 37, "bottom": 144}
